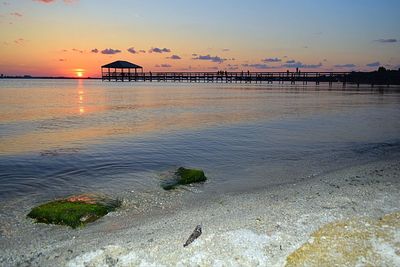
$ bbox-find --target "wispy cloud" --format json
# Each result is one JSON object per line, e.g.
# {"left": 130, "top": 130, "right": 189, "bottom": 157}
{"left": 366, "top": 61, "right": 380, "bottom": 67}
{"left": 33, "top": 0, "right": 77, "bottom": 3}
{"left": 101, "top": 48, "right": 121, "bottom": 55}
{"left": 167, "top": 54, "right": 181, "bottom": 60}
{"left": 72, "top": 48, "right": 83, "bottom": 53}
{"left": 374, "top": 38, "right": 397, "bottom": 43}
{"left": 14, "top": 38, "right": 26, "bottom": 45}
{"left": 334, "top": 64, "right": 356, "bottom": 68}
{"left": 59, "top": 58, "right": 66, "bottom": 62}
{"left": 227, "top": 64, "right": 239, "bottom": 70}
{"left": 91, "top": 48, "right": 98, "bottom": 53}
{"left": 242, "top": 63, "right": 275, "bottom": 69}
{"left": 10, "top": 12, "right": 23, "bottom": 17}
{"left": 262, "top": 57, "right": 281, "bottom": 63}
{"left": 192, "top": 54, "right": 226, "bottom": 63}
{"left": 33, "top": 0, "right": 55, "bottom": 3}
{"left": 285, "top": 60, "right": 296, "bottom": 64}
{"left": 155, "top": 64, "right": 172, "bottom": 68}
{"left": 222, "top": 48, "right": 230, "bottom": 52}
{"left": 282, "top": 61, "right": 322, "bottom": 69}
{"left": 149, "top": 47, "right": 171, "bottom": 53}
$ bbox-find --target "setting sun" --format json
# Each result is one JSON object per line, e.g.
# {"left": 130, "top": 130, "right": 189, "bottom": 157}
{"left": 75, "top": 69, "right": 84, "bottom": 77}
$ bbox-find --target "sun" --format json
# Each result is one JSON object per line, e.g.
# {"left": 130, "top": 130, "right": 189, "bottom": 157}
{"left": 74, "top": 69, "right": 85, "bottom": 78}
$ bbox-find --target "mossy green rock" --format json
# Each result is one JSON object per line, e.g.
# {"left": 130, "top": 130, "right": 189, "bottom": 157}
{"left": 162, "top": 167, "right": 207, "bottom": 190}
{"left": 27, "top": 193, "right": 121, "bottom": 228}
{"left": 285, "top": 212, "right": 400, "bottom": 267}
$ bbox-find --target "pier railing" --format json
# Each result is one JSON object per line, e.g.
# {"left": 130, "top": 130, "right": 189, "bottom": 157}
{"left": 102, "top": 71, "right": 399, "bottom": 86}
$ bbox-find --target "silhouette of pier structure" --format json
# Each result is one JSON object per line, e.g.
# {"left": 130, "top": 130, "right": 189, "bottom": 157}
{"left": 101, "top": 61, "right": 400, "bottom": 86}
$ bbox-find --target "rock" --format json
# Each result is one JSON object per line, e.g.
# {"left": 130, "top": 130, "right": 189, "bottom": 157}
{"left": 27, "top": 193, "right": 121, "bottom": 228}
{"left": 162, "top": 167, "right": 207, "bottom": 190}
{"left": 184, "top": 225, "right": 202, "bottom": 247}
{"left": 285, "top": 212, "right": 400, "bottom": 266}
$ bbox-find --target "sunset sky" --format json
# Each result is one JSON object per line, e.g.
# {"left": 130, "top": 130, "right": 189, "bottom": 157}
{"left": 1, "top": 0, "right": 400, "bottom": 77}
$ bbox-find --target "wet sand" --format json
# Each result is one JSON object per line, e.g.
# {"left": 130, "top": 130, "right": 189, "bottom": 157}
{"left": 1, "top": 158, "right": 399, "bottom": 266}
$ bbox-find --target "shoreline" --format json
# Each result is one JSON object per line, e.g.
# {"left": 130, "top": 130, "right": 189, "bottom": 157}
{"left": 1, "top": 158, "right": 399, "bottom": 266}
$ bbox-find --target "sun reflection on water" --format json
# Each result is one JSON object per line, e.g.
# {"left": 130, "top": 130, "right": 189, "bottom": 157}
{"left": 77, "top": 79, "right": 85, "bottom": 115}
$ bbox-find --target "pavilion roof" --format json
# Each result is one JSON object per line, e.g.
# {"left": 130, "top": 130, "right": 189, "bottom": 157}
{"left": 101, "top": 60, "right": 142, "bottom": 69}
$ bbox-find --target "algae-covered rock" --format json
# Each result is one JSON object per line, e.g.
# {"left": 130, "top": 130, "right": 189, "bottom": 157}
{"left": 27, "top": 193, "right": 121, "bottom": 228}
{"left": 285, "top": 212, "right": 400, "bottom": 267}
{"left": 162, "top": 167, "right": 207, "bottom": 190}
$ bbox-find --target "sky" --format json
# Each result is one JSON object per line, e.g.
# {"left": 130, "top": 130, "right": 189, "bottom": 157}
{"left": 0, "top": 0, "right": 400, "bottom": 77}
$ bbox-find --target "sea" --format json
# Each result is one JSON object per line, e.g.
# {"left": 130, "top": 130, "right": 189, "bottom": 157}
{"left": 1, "top": 79, "right": 400, "bottom": 204}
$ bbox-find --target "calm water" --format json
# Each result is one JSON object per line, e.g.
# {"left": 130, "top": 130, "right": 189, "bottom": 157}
{"left": 1, "top": 79, "right": 400, "bottom": 202}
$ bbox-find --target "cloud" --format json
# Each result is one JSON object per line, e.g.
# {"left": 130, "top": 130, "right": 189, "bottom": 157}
{"left": 34, "top": 0, "right": 55, "bottom": 3}
{"left": 366, "top": 61, "right": 380, "bottom": 67}
{"left": 227, "top": 64, "right": 239, "bottom": 70}
{"left": 192, "top": 54, "right": 226, "bottom": 63}
{"left": 155, "top": 64, "right": 172, "bottom": 68}
{"left": 286, "top": 60, "right": 295, "bottom": 64}
{"left": 91, "top": 48, "right": 98, "bottom": 53}
{"left": 10, "top": 12, "right": 22, "bottom": 17}
{"left": 282, "top": 61, "right": 322, "bottom": 69}
{"left": 72, "top": 48, "right": 83, "bottom": 53}
{"left": 139, "top": 50, "right": 146, "bottom": 53}
{"left": 262, "top": 57, "right": 281, "bottom": 63}
{"left": 14, "top": 38, "right": 25, "bottom": 45}
{"left": 101, "top": 48, "right": 121, "bottom": 55}
{"left": 208, "top": 66, "right": 219, "bottom": 70}
{"left": 59, "top": 58, "right": 66, "bottom": 62}
{"left": 242, "top": 63, "right": 274, "bottom": 69}
{"left": 374, "top": 39, "right": 397, "bottom": 43}
{"left": 167, "top": 54, "right": 181, "bottom": 60}
{"left": 33, "top": 0, "right": 77, "bottom": 3}
{"left": 334, "top": 64, "right": 356, "bottom": 68}
{"left": 149, "top": 47, "right": 171, "bottom": 53}
{"left": 222, "top": 48, "right": 230, "bottom": 52}
{"left": 127, "top": 47, "right": 137, "bottom": 54}
{"left": 192, "top": 53, "right": 197, "bottom": 57}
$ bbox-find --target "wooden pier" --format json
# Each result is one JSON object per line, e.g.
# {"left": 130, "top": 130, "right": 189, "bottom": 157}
{"left": 102, "top": 71, "right": 353, "bottom": 85}
{"left": 101, "top": 61, "right": 400, "bottom": 86}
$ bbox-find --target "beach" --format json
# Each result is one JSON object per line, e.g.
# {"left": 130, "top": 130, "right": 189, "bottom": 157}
{"left": 1, "top": 158, "right": 399, "bottom": 266}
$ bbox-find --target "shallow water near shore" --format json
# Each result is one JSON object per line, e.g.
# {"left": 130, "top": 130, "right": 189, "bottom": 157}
{"left": 0, "top": 80, "right": 400, "bottom": 204}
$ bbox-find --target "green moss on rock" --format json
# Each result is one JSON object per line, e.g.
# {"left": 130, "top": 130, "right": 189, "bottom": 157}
{"left": 27, "top": 194, "right": 121, "bottom": 228}
{"left": 162, "top": 167, "right": 207, "bottom": 190}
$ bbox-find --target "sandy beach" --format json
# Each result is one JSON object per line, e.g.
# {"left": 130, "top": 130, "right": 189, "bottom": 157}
{"left": 1, "top": 158, "right": 399, "bottom": 266}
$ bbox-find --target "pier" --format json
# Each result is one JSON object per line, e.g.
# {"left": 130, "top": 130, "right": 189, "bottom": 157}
{"left": 102, "top": 71, "right": 352, "bottom": 85}
{"left": 101, "top": 61, "right": 400, "bottom": 86}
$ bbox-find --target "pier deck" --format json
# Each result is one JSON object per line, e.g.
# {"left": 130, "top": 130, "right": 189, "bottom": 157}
{"left": 101, "top": 71, "right": 399, "bottom": 86}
